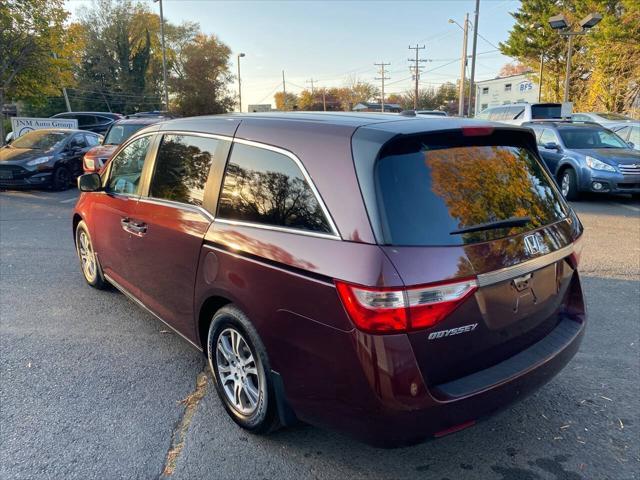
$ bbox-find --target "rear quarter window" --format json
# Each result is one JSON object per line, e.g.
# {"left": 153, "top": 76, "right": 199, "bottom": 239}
{"left": 375, "top": 132, "right": 567, "bottom": 246}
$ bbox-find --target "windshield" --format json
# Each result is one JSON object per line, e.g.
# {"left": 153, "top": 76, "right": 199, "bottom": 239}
{"left": 558, "top": 128, "right": 629, "bottom": 149}
{"left": 104, "top": 124, "right": 145, "bottom": 145}
{"left": 531, "top": 104, "right": 562, "bottom": 119}
{"left": 376, "top": 137, "right": 566, "bottom": 246}
{"left": 597, "top": 113, "right": 631, "bottom": 121}
{"left": 11, "top": 131, "right": 69, "bottom": 150}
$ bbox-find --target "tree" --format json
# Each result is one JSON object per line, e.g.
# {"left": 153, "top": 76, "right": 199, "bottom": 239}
{"left": 0, "top": 0, "right": 70, "bottom": 143}
{"left": 500, "top": 0, "right": 639, "bottom": 112}
{"left": 75, "top": 0, "right": 160, "bottom": 113}
{"left": 499, "top": 62, "right": 531, "bottom": 77}
{"left": 170, "top": 33, "right": 235, "bottom": 115}
{"left": 274, "top": 91, "right": 299, "bottom": 111}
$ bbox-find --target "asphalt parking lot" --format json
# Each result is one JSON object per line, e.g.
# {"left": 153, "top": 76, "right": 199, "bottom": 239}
{"left": 1, "top": 188, "right": 638, "bottom": 480}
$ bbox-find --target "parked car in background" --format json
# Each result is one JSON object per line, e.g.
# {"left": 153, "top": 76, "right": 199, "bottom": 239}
{"left": 476, "top": 103, "right": 562, "bottom": 125}
{"left": 73, "top": 113, "right": 585, "bottom": 447}
{"left": 415, "top": 110, "right": 448, "bottom": 116}
{"left": 524, "top": 120, "right": 640, "bottom": 199}
{"left": 51, "top": 112, "right": 123, "bottom": 135}
{"left": 82, "top": 116, "right": 167, "bottom": 173}
{"left": 0, "top": 129, "right": 102, "bottom": 190}
{"left": 571, "top": 112, "right": 635, "bottom": 127}
{"left": 610, "top": 122, "right": 640, "bottom": 150}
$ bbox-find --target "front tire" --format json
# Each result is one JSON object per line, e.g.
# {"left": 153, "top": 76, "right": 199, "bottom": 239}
{"left": 207, "top": 305, "right": 280, "bottom": 434}
{"left": 559, "top": 168, "right": 579, "bottom": 200}
{"left": 52, "top": 165, "right": 70, "bottom": 191}
{"left": 75, "top": 220, "right": 107, "bottom": 289}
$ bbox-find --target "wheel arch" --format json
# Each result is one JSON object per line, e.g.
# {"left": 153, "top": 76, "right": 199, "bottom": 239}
{"left": 72, "top": 213, "right": 83, "bottom": 245}
{"left": 198, "top": 295, "right": 233, "bottom": 354}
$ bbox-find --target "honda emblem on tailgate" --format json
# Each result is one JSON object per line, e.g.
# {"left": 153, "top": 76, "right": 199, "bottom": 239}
{"left": 524, "top": 233, "right": 546, "bottom": 256}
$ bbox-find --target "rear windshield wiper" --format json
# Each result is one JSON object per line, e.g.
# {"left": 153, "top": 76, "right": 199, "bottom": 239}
{"left": 450, "top": 216, "right": 532, "bottom": 235}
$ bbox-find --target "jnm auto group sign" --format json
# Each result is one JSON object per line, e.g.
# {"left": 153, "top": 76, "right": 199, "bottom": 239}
{"left": 10, "top": 117, "right": 78, "bottom": 138}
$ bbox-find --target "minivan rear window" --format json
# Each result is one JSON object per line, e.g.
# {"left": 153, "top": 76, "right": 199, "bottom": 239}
{"left": 375, "top": 133, "right": 567, "bottom": 246}
{"left": 531, "top": 104, "right": 562, "bottom": 119}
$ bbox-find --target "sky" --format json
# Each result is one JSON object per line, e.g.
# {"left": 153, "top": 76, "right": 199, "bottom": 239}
{"left": 66, "top": 0, "right": 520, "bottom": 109}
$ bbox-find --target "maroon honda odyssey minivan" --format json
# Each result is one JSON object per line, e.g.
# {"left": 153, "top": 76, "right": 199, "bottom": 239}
{"left": 73, "top": 113, "right": 586, "bottom": 447}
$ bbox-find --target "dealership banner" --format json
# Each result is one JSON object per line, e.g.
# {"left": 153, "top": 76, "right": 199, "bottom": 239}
{"left": 10, "top": 117, "right": 78, "bottom": 138}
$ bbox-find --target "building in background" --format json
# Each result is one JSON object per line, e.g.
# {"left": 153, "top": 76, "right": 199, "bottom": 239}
{"left": 247, "top": 104, "right": 272, "bottom": 113}
{"left": 475, "top": 73, "right": 539, "bottom": 115}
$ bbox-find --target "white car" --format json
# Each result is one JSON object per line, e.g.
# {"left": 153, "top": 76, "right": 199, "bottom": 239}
{"left": 611, "top": 122, "right": 640, "bottom": 150}
{"left": 475, "top": 103, "right": 562, "bottom": 125}
{"left": 571, "top": 112, "right": 635, "bottom": 127}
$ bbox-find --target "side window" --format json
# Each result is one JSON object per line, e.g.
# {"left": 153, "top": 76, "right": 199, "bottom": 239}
{"left": 217, "top": 143, "right": 332, "bottom": 234}
{"left": 149, "top": 134, "right": 221, "bottom": 207}
{"left": 540, "top": 129, "right": 559, "bottom": 146}
{"left": 77, "top": 115, "right": 97, "bottom": 127}
{"left": 70, "top": 134, "right": 87, "bottom": 148}
{"left": 572, "top": 114, "right": 589, "bottom": 122}
{"left": 85, "top": 134, "right": 100, "bottom": 146}
{"left": 630, "top": 126, "right": 640, "bottom": 145}
{"left": 488, "top": 107, "right": 505, "bottom": 121}
{"left": 107, "top": 136, "right": 150, "bottom": 195}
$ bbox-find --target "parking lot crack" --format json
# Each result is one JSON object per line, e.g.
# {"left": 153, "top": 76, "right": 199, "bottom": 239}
{"left": 160, "top": 365, "right": 209, "bottom": 478}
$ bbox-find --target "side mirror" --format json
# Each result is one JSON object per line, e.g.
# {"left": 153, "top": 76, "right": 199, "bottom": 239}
{"left": 543, "top": 142, "right": 560, "bottom": 151}
{"left": 78, "top": 173, "right": 101, "bottom": 192}
{"left": 628, "top": 141, "right": 635, "bottom": 149}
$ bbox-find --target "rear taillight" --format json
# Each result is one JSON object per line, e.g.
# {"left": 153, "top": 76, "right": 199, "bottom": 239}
{"left": 335, "top": 278, "right": 478, "bottom": 334}
{"left": 569, "top": 234, "right": 584, "bottom": 269}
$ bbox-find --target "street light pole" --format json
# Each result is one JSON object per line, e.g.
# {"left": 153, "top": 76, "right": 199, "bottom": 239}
{"left": 538, "top": 52, "right": 544, "bottom": 102}
{"left": 154, "top": 0, "right": 169, "bottom": 111}
{"left": 237, "top": 53, "right": 245, "bottom": 112}
{"left": 548, "top": 12, "right": 602, "bottom": 104}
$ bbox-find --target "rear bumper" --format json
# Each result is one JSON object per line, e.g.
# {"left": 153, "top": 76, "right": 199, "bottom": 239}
{"left": 273, "top": 298, "right": 586, "bottom": 448}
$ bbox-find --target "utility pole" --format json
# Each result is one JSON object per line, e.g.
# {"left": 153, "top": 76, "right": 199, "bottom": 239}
{"left": 153, "top": 0, "right": 169, "bottom": 111}
{"left": 322, "top": 90, "right": 326, "bottom": 111}
{"left": 538, "top": 52, "right": 544, "bottom": 102}
{"left": 457, "top": 14, "right": 469, "bottom": 116}
{"left": 237, "top": 53, "right": 245, "bottom": 112}
{"left": 468, "top": 0, "right": 480, "bottom": 117}
{"left": 374, "top": 62, "right": 391, "bottom": 112}
{"left": 408, "top": 45, "right": 427, "bottom": 110}
{"left": 282, "top": 70, "right": 287, "bottom": 111}
{"left": 52, "top": 53, "right": 71, "bottom": 112}
{"left": 306, "top": 78, "right": 317, "bottom": 95}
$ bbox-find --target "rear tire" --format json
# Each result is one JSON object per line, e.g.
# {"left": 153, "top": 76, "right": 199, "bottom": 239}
{"left": 52, "top": 166, "right": 70, "bottom": 191}
{"left": 559, "top": 168, "right": 579, "bottom": 200}
{"left": 207, "top": 305, "right": 280, "bottom": 434}
{"left": 75, "top": 220, "right": 107, "bottom": 289}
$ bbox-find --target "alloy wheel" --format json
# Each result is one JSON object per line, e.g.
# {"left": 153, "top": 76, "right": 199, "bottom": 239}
{"left": 561, "top": 172, "right": 571, "bottom": 197}
{"left": 78, "top": 230, "right": 97, "bottom": 282}
{"left": 215, "top": 327, "right": 261, "bottom": 415}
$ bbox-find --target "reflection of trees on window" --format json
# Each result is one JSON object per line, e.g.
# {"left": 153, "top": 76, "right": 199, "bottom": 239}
{"left": 218, "top": 148, "right": 331, "bottom": 234}
{"left": 108, "top": 136, "right": 150, "bottom": 194}
{"left": 426, "top": 146, "right": 564, "bottom": 244}
{"left": 150, "top": 135, "right": 217, "bottom": 206}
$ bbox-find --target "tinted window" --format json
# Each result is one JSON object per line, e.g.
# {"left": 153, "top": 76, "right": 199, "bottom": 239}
{"left": 531, "top": 104, "right": 562, "bottom": 119}
{"left": 107, "top": 136, "right": 150, "bottom": 194}
{"left": 218, "top": 143, "right": 332, "bottom": 234}
{"left": 558, "top": 128, "right": 628, "bottom": 149}
{"left": 77, "top": 115, "right": 97, "bottom": 127}
{"left": 150, "top": 134, "right": 220, "bottom": 207}
{"left": 375, "top": 135, "right": 566, "bottom": 246}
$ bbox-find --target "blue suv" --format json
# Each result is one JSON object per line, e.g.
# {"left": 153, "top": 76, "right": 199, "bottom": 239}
{"left": 524, "top": 121, "right": 640, "bottom": 200}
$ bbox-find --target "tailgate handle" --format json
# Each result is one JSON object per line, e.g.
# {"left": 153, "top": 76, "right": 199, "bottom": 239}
{"left": 512, "top": 273, "right": 532, "bottom": 292}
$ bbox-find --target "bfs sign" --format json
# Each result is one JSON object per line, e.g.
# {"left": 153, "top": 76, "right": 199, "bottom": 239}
{"left": 518, "top": 81, "right": 534, "bottom": 93}
{"left": 10, "top": 117, "right": 78, "bottom": 138}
